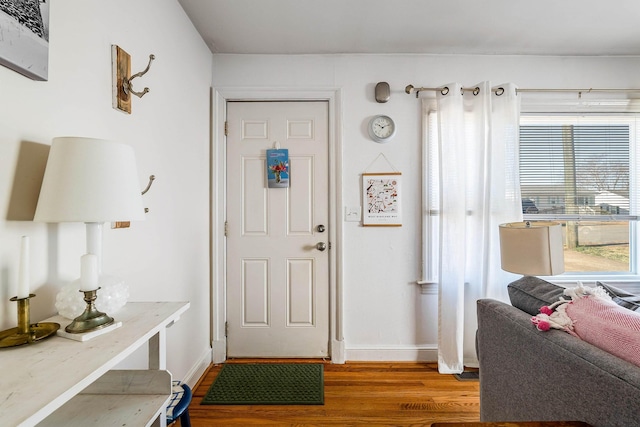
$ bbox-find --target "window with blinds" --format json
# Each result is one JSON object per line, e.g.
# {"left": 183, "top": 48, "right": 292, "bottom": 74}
{"left": 520, "top": 115, "right": 640, "bottom": 274}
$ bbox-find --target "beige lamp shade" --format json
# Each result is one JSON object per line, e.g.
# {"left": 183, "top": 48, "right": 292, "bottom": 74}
{"left": 499, "top": 221, "right": 565, "bottom": 276}
{"left": 34, "top": 137, "right": 146, "bottom": 223}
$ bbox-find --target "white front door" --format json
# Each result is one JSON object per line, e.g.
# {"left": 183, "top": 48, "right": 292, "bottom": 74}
{"left": 226, "top": 101, "right": 329, "bottom": 357}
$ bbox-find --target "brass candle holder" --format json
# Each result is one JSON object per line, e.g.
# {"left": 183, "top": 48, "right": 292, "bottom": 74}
{"left": 0, "top": 294, "right": 60, "bottom": 348}
{"left": 65, "top": 288, "right": 114, "bottom": 334}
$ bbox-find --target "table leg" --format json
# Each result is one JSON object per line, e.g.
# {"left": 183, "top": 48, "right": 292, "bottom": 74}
{"left": 149, "top": 329, "right": 167, "bottom": 370}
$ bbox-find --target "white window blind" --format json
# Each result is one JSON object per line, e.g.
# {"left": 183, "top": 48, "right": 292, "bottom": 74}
{"left": 520, "top": 116, "right": 638, "bottom": 221}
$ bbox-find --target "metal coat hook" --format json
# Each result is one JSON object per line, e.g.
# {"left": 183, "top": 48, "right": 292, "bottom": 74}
{"left": 111, "top": 174, "right": 156, "bottom": 225}
{"left": 141, "top": 175, "right": 155, "bottom": 214}
{"left": 112, "top": 45, "right": 155, "bottom": 114}
{"left": 141, "top": 175, "right": 155, "bottom": 195}
{"left": 124, "top": 54, "right": 155, "bottom": 98}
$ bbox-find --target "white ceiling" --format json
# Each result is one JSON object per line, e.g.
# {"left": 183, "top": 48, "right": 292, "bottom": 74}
{"left": 178, "top": 0, "right": 640, "bottom": 56}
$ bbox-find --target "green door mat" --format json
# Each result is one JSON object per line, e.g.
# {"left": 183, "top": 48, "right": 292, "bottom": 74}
{"left": 201, "top": 363, "right": 324, "bottom": 405}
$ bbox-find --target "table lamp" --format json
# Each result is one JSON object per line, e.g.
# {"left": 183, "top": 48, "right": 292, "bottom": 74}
{"left": 34, "top": 137, "right": 145, "bottom": 333}
{"left": 499, "top": 221, "right": 565, "bottom": 276}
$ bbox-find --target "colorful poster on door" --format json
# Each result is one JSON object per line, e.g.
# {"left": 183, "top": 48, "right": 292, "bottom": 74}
{"left": 267, "top": 149, "right": 289, "bottom": 188}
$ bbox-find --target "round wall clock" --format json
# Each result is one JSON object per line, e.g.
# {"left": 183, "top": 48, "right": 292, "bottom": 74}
{"left": 368, "top": 115, "right": 396, "bottom": 143}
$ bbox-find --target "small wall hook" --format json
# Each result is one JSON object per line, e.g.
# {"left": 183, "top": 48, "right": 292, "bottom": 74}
{"left": 141, "top": 174, "right": 155, "bottom": 214}
{"left": 124, "top": 54, "right": 155, "bottom": 98}
{"left": 142, "top": 174, "right": 155, "bottom": 195}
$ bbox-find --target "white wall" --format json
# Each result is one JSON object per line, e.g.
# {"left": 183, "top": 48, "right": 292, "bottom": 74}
{"left": 0, "top": 0, "right": 212, "bottom": 382}
{"left": 212, "top": 53, "right": 640, "bottom": 361}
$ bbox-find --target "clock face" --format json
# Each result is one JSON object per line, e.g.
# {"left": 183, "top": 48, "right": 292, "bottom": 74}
{"left": 369, "top": 115, "right": 396, "bottom": 142}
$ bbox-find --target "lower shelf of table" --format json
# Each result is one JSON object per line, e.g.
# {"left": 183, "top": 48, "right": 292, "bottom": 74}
{"left": 36, "top": 370, "right": 171, "bottom": 427}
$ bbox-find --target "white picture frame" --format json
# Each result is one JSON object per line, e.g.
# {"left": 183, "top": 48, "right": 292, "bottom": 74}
{"left": 0, "top": 1, "right": 50, "bottom": 80}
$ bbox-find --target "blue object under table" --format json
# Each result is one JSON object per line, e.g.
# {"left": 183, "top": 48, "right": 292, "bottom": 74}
{"left": 166, "top": 380, "right": 192, "bottom": 426}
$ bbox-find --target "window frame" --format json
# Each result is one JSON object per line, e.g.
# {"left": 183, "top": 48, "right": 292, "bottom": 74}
{"left": 519, "top": 113, "right": 640, "bottom": 283}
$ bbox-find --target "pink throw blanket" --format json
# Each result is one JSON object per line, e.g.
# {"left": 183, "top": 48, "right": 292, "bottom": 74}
{"left": 531, "top": 285, "right": 640, "bottom": 368}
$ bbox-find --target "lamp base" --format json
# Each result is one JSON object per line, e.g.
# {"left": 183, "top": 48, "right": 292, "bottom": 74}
{"left": 65, "top": 288, "right": 114, "bottom": 334}
{"left": 56, "top": 275, "right": 129, "bottom": 320}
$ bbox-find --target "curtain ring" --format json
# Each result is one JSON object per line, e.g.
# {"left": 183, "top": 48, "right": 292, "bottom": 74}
{"left": 473, "top": 87, "right": 480, "bottom": 96}
{"left": 440, "top": 87, "right": 449, "bottom": 96}
{"left": 495, "top": 87, "right": 505, "bottom": 96}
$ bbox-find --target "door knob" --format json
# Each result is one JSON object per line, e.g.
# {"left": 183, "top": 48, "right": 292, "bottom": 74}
{"left": 316, "top": 242, "right": 327, "bottom": 251}
{"left": 317, "top": 224, "right": 326, "bottom": 233}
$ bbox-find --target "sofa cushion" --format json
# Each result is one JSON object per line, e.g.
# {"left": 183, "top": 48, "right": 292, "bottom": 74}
{"left": 596, "top": 281, "right": 640, "bottom": 312}
{"left": 507, "top": 276, "right": 565, "bottom": 315}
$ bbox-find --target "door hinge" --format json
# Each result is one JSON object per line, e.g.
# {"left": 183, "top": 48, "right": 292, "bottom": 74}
{"left": 329, "top": 242, "right": 332, "bottom": 250}
{"left": 225, "top": 321, "right": 228, "bottom": 337}
{"left": 224, "top": 121, "right": 229, "bottom": 136}
{"left": 224, "top": 221, "right": 228, "bottom": 237}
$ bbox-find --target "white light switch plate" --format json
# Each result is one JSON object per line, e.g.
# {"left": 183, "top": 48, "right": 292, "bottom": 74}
{"left": 345, "top": 206, "right": 361, "bottom": 222}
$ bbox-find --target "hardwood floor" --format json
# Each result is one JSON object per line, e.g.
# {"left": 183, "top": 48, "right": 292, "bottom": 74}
{"left": 185, "top": 359, "right": 480, "bottom": 426}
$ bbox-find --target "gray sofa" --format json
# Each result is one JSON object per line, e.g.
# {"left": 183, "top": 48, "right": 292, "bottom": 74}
{"left": 476, "top": 277, "right": 640, "bottom": 427}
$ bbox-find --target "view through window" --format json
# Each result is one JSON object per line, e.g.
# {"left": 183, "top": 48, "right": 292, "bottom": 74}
{"left": 520, "top": 115, "right": 638, "bottom": 274}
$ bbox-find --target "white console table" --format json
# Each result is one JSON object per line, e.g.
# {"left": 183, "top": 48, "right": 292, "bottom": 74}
{"left": 0, "top": 301, "right": 189, "bottom": 427}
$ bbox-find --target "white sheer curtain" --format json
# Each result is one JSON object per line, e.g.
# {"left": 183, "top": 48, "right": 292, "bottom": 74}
{"left": 426, "top": 82, "right": 522, "bottom": 373}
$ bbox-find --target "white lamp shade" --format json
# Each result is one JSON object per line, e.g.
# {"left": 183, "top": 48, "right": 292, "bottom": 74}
{"left": 34, "top": 137, "right": 146, "bottom": 223}
{"left": 499, "top": 221, "right": 565, "bottom": 276}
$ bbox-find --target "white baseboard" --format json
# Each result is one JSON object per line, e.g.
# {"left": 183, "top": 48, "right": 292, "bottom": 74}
{"left": 204, "top": 340, "right": 437, "bottom": 364}
{"left": 183, "top": 347, "right": 212, "bottom": 389}
{"left": 331, "top": 339, "right": 345, "bottom": 364}
{"left": 212, "top": 338, "right": 226, "bottom": 364}
{"left": 345, "top": 345, "right": 438, "bottom": 362}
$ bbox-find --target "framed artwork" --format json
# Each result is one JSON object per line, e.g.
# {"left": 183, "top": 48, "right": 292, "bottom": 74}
{"left": 362, "top": 172, "right": 401, "bottom": 226}
{"left": 0, "top": 0, "right": 50, "bottom": 80}
{"left": 267, "top": 148, "right": 289, "bottom": 188}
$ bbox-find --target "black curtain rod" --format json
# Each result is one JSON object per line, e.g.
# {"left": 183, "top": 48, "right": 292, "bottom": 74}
{"left": 405, "top": 84, "right": 640, "bottom": 98}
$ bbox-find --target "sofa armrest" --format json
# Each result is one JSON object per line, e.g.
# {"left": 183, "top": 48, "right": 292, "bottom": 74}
{"left": 477, "top": 299, "right": 640, "bottom": 427}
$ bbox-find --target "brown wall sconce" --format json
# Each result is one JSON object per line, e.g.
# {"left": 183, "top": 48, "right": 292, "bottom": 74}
{"left": 111, "top": 45, "right": 155, "bottom": 114}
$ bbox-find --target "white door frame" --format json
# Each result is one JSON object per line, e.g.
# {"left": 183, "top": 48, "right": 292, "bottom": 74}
{"left": 210, "top": 87, "right": 345, "bottom": 364}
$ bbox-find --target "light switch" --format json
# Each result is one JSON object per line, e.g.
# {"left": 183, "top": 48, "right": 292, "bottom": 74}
{"left": 345, "top": 206, "right": 361, "bottom": 222}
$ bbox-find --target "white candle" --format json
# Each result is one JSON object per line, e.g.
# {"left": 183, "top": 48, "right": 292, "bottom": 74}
{"left": 17, "top": 236, "right": 30, "bottom": 299}
{"left": 80, "top": 254, "right": 99, "bottom": 291}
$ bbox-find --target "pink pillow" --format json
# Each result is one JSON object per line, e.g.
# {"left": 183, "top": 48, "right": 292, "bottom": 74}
{"left": 565, "top": 296, "right": 640, "bottom": 367}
